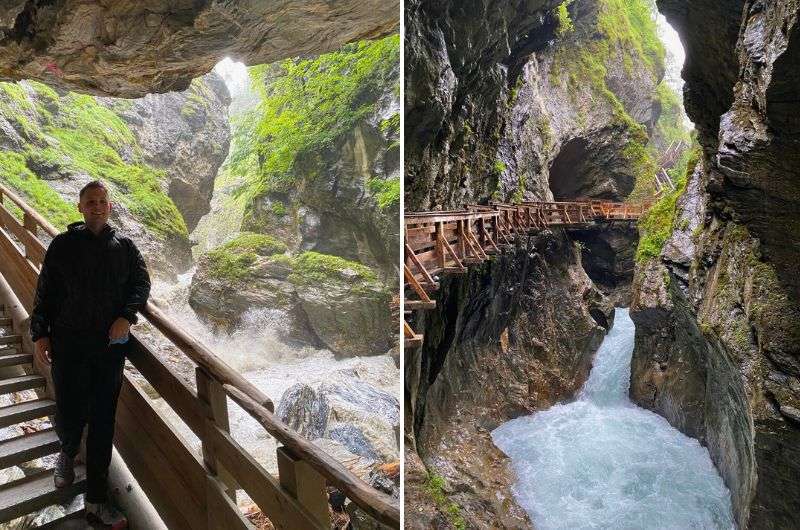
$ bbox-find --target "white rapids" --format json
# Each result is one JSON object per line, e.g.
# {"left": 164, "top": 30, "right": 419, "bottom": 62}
{"left": 492, "top": 308, "right": 735, "bottom": 530}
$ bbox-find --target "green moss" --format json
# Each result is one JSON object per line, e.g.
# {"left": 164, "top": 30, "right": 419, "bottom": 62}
{"left": 203, "top": 232, "right": 287, "bottom": 281}
{"left": 596, "top": 0, "right": 665, "bottom": 73}
{"left": 636, "top": 173, "right": 687, "bottom": 262}
{"left": 248, "top": 35, "right": 399, "bottom": 197}
{"left": 424, "top": 474, "right": 465, "bottom": 530}
{"left": 367, "top": 176, "right": 400, "bottom": 210}
{"left": 653, "top": 82, "right": 690, "bottom": 147}
{"left": 270, "top": 201, "right": 287, "bottom": 216}
{"left": 493, "top": 159, "right": 507, "bottom": 174}
{"left": 379, "top": 113, "right": 400, "bottom": 136}
{"left": 537, "top": 115, "right": 554, "bottom": 152}
{"left": 0, "top": 151, "right": 80, "bottom": 229}
{"left": 180, "top": 78, "right": 213, "bottom": 119}
{"left": 289, "top": 251, "right": 377, "bottom": 286}
{"left": 555, "top": 2, "right": 575, "bottom": 36}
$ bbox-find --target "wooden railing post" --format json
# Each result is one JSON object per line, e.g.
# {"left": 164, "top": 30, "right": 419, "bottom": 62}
{"left": 197, "top": 367, "right": 239, "bottom": 500}
{"left": 277, "top": 446, "right": 331, "bottom": 528}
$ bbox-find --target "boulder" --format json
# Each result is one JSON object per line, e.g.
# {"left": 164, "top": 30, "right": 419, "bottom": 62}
{"left": 277, "top": 373, "right": 400, "bottom": 463}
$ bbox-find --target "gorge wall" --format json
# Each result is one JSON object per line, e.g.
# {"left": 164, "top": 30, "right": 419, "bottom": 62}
{"left": 629, "top": 1, "right": 800, "bottom": 528}
{"left": 404, "top": 0, "right": 679, "bottom": 526}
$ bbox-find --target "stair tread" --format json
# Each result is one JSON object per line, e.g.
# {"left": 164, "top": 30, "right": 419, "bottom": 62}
{"left": 0, "top": 354, "right": 33, "bottom": 368}
{"left": 0, "top": 399, "right": 56, "bottom": 428}
{"left": 0, "top": 466, "right": 86, "bottom": 523}
{"left": 0, "top": 374, "right": 46, "bottom": 395}
{"left": 37, "top": 508, "right": 87, "bottom": 529}
{"left": 0, "top": 335, "right": 21, "bottom": 345}
{"left": 0, "top": 428, "right": 60, "bottom": 469}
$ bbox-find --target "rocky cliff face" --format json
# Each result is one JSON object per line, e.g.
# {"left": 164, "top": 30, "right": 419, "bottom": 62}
{"left": 0, "top": 0, "right": 399, "bottom": 98}
{"left": 406, "top": 235, "right": 612, "bottom": 528}
{"left": 404, "top": 0, "right": 669, "bottom": 526}
{"left": 629, "top": 1, "right": 800, "bottom": 527}
{"left": 189, "top": 37, "right": 400, "bottom": 358}
{"left": 0, "top": 73, "right": 230, "bottom": 276}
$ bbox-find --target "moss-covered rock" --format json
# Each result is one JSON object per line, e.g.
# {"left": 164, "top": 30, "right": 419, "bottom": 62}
{"left": 189, "top": 248, "right": 393, "bottom": 357}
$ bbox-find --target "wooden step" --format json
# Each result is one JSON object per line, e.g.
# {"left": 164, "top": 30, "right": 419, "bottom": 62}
{"left": 0, "top": 318, "right": 11, "bottom": 327}
{"left": 0, "top": 399, "right": 56, "bottom": 429}
{"left": 0, "top": 466, "right": 86, "bottom": 523}
{"left": 37, "top": 508, "right": 86, "bottom": 529}
{"left": 404, "top": 335, "right": 423, "bottom": 349}
{"left": 0, "top": 354, "right": 32, "bottom": 368}
{"left": 0, "top": 335, "right": 21, "bottom": 346}
{"left": 0, "top": 428, "right": 60, "bottom": 469}
{"left": 0, "top": 374, "right": 45, "bottom": 395}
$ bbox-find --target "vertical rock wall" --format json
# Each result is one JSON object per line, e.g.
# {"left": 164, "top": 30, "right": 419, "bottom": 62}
{"left": 630, "top": 1, "right": 800, "bottom": 527}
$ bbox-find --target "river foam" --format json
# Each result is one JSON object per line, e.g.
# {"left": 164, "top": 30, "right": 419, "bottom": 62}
{"left": 492, "top": 308, "right": 735, "bottom": 530}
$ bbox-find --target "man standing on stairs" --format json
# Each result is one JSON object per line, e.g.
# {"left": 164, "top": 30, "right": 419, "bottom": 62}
{"left": 29, "top": 180, "right": 150, "bottom": 529}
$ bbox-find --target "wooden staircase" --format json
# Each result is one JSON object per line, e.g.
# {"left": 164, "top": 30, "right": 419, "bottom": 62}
{"left": 0, "top": 306, "right": 87, "bottom": 527}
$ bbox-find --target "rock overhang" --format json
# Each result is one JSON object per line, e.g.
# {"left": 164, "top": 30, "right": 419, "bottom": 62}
{"left": 0, "top": 0, "right": 399, "bottom": 97}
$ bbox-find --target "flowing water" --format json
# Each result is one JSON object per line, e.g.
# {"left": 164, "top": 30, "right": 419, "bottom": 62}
{"left": 144, "top": 270, "right": 400, "bottom": 472}
{"left": 492, "top": 308, "right": 735, "bottom": 530}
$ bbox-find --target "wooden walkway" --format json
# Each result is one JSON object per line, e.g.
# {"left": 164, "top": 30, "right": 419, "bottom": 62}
{"left": 403, "top": 200, "right": 647, "bottom": 347}
{"left": 0, "top": 183, "right": 400, "bottom": 529}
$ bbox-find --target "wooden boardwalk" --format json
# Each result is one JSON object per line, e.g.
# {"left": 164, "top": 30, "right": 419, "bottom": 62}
{"left": 403, "top": 200, "right": 647, "bottom": 347}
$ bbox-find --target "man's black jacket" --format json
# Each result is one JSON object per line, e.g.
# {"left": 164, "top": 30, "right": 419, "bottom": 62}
{"left": 30, "top": 222, "right": 151, "bottom": 342}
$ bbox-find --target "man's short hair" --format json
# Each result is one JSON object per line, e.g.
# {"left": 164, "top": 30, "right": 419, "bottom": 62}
{"left": 79, "top": 180, "right": 110, "bottom": 199}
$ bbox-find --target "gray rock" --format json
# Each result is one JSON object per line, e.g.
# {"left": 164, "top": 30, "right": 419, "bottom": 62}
{"left": 277, "top": 375, "right": 400, "bottom": 462}
{"left": 0, "top": 1, "right": 399, "bottom": 98}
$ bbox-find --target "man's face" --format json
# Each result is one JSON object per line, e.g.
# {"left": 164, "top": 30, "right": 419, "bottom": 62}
{"left": 78, "top": 187, "right": 111, "bottom": 228}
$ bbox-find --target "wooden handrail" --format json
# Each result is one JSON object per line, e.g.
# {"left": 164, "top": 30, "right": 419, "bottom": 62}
{"left": 0, "top": 182, "right": 401, "bottom": 528}
{"left": 225, "top": 384, "right": 401, "bottom": 528}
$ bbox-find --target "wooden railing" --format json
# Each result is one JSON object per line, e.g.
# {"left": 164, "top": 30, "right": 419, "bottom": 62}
{"left": 0, "top": 183, "right": 400, "bottom": 529}
{"left": 403, "top": 200, "right": 646, "bottom": 347}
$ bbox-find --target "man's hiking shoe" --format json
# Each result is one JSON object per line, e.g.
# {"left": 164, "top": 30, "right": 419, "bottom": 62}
{"left": 86, "top": 501, "right": 127, "bottom": 529}
{"left": 53, "top": 452, "right": 74, "bottom": 488}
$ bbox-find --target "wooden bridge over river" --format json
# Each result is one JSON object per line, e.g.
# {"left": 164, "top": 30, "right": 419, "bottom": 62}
{"left": 0, "top": 182, "right": 400, "bottom": 528}
{"left": 403, "top": 200, "right": 647, "bottom": 347}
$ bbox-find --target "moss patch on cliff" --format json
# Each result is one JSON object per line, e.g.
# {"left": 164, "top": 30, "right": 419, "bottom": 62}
{"left": 0, "top": 81, "right": 188, "bottom": 239}
{"left": 635, "top": 145, "right": 700, "bottom": 261}
{"left": 0, "top": 152, "right": 80, "bottom": 229}
{"left": 424, "top": 474, "right": 466, "bottom": 530}
{"left": 248, "top": 35, "right": 400, "bottom": 197}
{"left": 367, "top": 176, "right": 400, "bottom": 210}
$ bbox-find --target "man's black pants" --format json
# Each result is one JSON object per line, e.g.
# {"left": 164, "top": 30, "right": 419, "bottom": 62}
{"left": 50, "top": 332, "right": 126, "bottom": 504}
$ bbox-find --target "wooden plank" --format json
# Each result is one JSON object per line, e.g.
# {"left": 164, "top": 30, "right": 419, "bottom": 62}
{"left": 125, "top": 337, "right": 205, "bottom": 436}
{"left": 205, "top": 420, "right": 325, "bottom": 530}
{"left": 114, "top": 378, "right": 207, "bottom": 530}
{"left": 0, "top": 374, "right": 45, "bottom": 394}
{"left": 207, "top": 475, "right": 255, "bottom": 530}
{"left": 403, "top": 265, "right": 433, "bottom": 305}
{"left": 0, "top": 353, "right": 32, "bottom": 368}
{"left": 277, "top": 446, "right": 330, "bottom": 529}
{"left": 0, "top": 466, "right": 86, "bottom": 523}
{"left": 196, "top": 367, "right": 238, "bottom": 498}
{"left": 0, "top": 335, "right": 20, "bottom": 346}
{"left": 0, "top": 399, "right": 55, "bottom": 428}
{"left": 0, "top": 428, "right": 59, "bottom": 469}
{"left": 404, "top": 243, "right": 435, "bottom": 286}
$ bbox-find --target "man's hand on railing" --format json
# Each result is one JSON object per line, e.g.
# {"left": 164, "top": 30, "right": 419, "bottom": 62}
{"left": 34, "top": 337, "right": 52, "bottom": 365}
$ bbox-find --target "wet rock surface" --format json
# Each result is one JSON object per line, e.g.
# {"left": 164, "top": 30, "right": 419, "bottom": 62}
{"left": 0, "top": 0, "right": 399, "bottom": 98}
{"left": 630, "top": 2, "right": 800, "bottom": 526}
{"left": 277, "top": 370, "right": 400, "bottom": 463}
{"left": 405, "top": 235, "right": 612, "bottom": 528}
